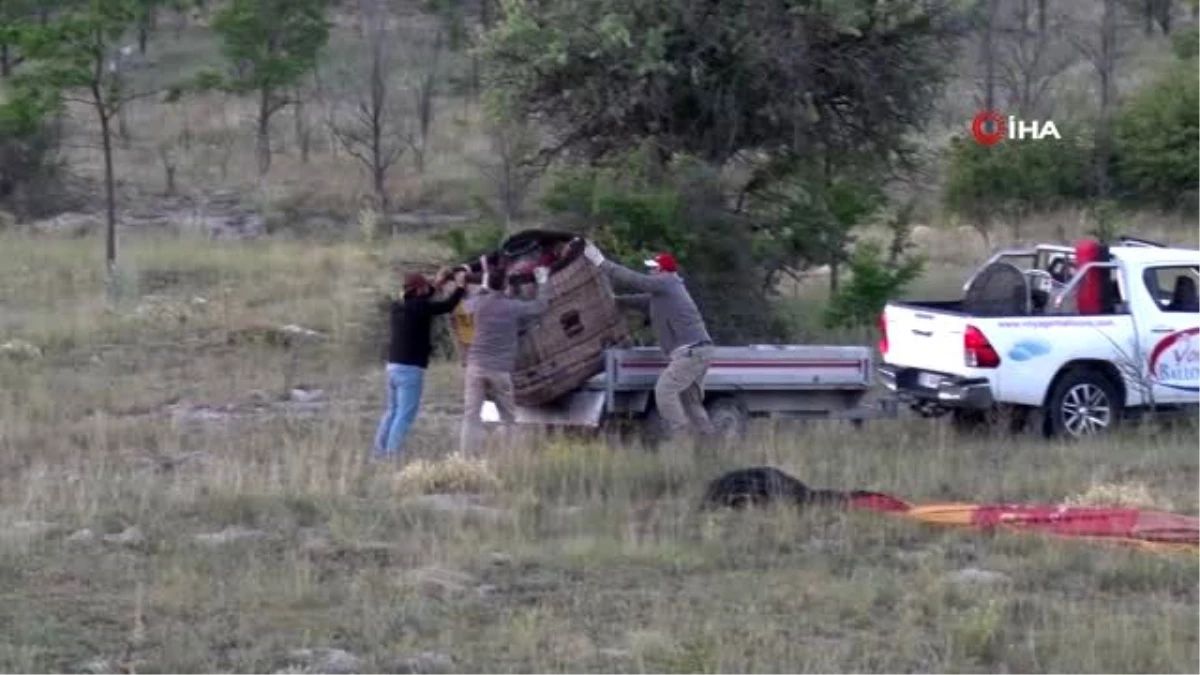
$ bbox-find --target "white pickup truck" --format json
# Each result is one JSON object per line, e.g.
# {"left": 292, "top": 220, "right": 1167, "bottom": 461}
{"left": 878, "top": 237, "right": 1199, "bottom": 438}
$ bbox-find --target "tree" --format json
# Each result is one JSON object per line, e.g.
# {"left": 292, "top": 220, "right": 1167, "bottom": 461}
{"left": 133, "top": 0, "right": 161, "bottom": 55}
{"left": 0, "top": 0, "right": 37, "bottom": 77}
{"left": 749, "top": 157, "right": 886, "bottom": 294}
{"left": 942, "top": 133, "right": 1089, "bottom": 244}
{"left": 0, "top": 72, "right": 65, "bottom": 217}
{"left": 1113, "top": 56, "right": 1199, "bottom": 211}
{"left": 479, "top": 0, "right": 967, "bottom": 168}
{"left": 1070, "top": 0, "right": 1128, "bottom": 198}
{"left": 993, "top": 0, "right": 1078, "bottom": 117}
{"left": 18, "top": 0, "right": 160, "bottom": 276}
{"left": 211, "top": 0, "right": 331, "bottom": 175}
{"left": 541, "top": 151, "right": 788, "bottom": 343}
{"left": 325, "top": 0, "right": 410, "bottom": 212}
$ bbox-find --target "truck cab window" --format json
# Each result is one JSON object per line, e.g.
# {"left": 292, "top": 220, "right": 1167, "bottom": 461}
{"left": 1144, "top": 266, "right": 1200, "bottom": 313}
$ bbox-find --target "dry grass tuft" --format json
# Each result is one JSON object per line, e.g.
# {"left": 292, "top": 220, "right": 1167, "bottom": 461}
{"left": 1063, "top": 481, "right": 1177, "bottom": 512}
{"left": 390, "top": 453, "right": 502, "bottom": 495}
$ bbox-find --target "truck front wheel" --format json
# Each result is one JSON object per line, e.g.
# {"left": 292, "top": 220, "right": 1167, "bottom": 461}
{"left": 1044, "top": 369, "right": 1122, "bottom": 439}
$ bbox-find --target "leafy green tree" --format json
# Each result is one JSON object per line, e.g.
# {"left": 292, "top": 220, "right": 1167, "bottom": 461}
{"left": 749, "top": 157, "right": 886, "bottom": 294}
{"left": 0, "top": 0, "right": 42, "bottom": 77}
{"left": 942, "top": 134, "right": 1089, "bottom": 245}
{"left": 0, "top": 73, "right": 63, "bottom": 217}
{"left": 1171, "top": 23, "right": 1199, "bottom": 60}
{"left": 1112, "top": 56, "right": 1199, "bottom": 211}
{"left": 480, "top": 0, "right": 966, "bottom": 169}
{"left": 211, "top": 0, "right": 331, "bottom": 175}
{"left": 541, "top": 151, "right": 787, "bottom": 343}
{"left": 17, "top": 0, "right": 159, "bottom": 275}
{"left": 824, "top": 240, "right": 924, "bottom": 329}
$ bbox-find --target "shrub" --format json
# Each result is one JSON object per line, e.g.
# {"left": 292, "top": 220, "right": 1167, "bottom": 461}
{"left": 1112, "top": 56, "right": 1199, "bottom": 212}
{"left": 0, "top": 87, "right": 66, "bottom": 219}
{"left": 540, "top": 153, "right": 788, "bottom": 344}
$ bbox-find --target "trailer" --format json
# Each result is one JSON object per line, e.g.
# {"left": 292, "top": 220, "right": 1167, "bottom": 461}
{"left": 481, "top": 344, "right": 899, "bottom": 438}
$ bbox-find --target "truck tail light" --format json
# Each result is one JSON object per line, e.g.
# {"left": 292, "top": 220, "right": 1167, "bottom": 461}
{"left": 964, "top": 324, "right": 1000, "bottom": 368}
{"left": 878, "top": 312, "right": 889, "bottom": 355}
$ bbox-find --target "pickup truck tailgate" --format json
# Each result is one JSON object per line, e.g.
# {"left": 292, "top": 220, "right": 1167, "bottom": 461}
{"left": 883, "top": 303, "right": 967, "bottom": 375}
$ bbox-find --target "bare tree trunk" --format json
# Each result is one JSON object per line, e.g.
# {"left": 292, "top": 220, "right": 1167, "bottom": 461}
{"left": 257, "top": 87, "right": 272, "bottom": 175}
{"left": 370, "top": 29, "right": 388, "bottom": 212}
{"left": 1, "top": 43, "right": 10, "bottom": 77}
{"left": 1156, "top": 0, "right": 1172, "bottom": 34}
{"left": 293, "top": 91, "right": 310, "bottom": 163}
{"left": 1096, "top": 0, "right": 1117, "bottom": 198}
{"left": 160, "top": 146, "right": 177, "bottom": 196}
{"left": 981, "top": 0, "right": 998, "bottom": 112}
{"left": 414, "top": 30, "right": 444, "bottom": 174}
{"left": 94, "top": 92, "right": 118, "bottom": 274}
{"left": 1037, "top": 0, "right": 1047, "bottom": 33}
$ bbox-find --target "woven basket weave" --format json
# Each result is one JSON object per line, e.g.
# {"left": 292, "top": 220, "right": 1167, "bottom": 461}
{"left": 451, "top": 229, "right": 631, "bottom": 406}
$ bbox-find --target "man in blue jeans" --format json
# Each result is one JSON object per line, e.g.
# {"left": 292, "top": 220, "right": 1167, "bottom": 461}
{"left": 373, "top": 267, "right": 466, "bottom": 461}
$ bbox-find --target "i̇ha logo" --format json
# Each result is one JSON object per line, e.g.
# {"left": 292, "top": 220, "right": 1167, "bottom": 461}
{"left": 971, "top": 110, "right": 1061, "bottom": 146}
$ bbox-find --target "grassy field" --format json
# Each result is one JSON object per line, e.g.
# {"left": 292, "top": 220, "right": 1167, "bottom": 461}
{"left": 0, "top": 232, "right": 1196, "bottom": 674}
{"left": 1, "top": 6, "right": 1197, "bottom": 673}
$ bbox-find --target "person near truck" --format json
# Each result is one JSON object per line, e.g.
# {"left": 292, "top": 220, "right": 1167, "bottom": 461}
{"left": 459, "top": 264, "right": 554, "bottom": 454}
{"left": 373, "top": 267, "right": 467, "bottom": 461}
{"left": 582, "top": 242, "right": 717, "bottom": 443}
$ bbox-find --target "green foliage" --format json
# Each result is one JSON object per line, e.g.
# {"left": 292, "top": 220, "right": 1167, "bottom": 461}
{"left": 541, "top": 152, "right": 788, "bottom": 343}
{"left": 16, "top": 0, "right": 137, "bottom": 97}
{"left": 1086, "top": 199, "right": 1126, "bottom": 243}
{"left": 1112, "top": 57, "right": 1199, "bottom": 212}
{"left": 1170, "top": 24, "right": 1199, "bottom": 60}
{"left": 749, "top": 159, "right": 887, "bottom": 290}
{"left": 212, "top": 0, "right": 331, "bottom": 95}
{"left": 942, "top": 134, "right": 1090, "bottom": 238}
{"left": 823, "top": 240, "right": 923, "bottom": 329}
{"left": 480, "top": 0, "right": 967, "bottom": 165}
{"left": 0, "top": 83, "right": 63, "bottom": 218}
{"left": 433, "top": 222, "right": 508, "bottom": 262}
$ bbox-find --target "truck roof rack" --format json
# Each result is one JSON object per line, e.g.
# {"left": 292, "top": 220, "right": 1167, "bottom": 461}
{"left": 1118, "top": 235, "right": 1167, "bottom": 248}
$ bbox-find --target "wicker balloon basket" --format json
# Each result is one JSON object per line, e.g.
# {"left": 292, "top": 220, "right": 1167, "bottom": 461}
{"left": 450, "top": 229, "right": 632, "bottom": 406}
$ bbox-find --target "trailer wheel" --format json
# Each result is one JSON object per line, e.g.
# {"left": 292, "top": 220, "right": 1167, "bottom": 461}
{"left": 706, "top": 397, "right": 749, "bottom": 441}
{"left": 1044, "top": 368, "right": 1122, "bottom": 439}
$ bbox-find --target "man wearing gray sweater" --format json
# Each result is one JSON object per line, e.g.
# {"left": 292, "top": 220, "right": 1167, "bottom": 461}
{"left": 459, "top": 264, "right": 553, "bottom": 454}
{"left": 583, "top": 243, "right": 717, "bottom": 442}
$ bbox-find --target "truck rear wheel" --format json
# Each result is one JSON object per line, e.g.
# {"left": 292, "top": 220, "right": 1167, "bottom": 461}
{"left": 1044, "top": 368, "right": 1122, "bottom": 439}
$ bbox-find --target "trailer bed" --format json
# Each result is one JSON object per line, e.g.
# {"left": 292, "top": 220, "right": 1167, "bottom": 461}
{"left": 596, "top": 345, "right": 875, "bottom": 392}
{"left": 480, "top": 344, "right": 893, "bottom": 428}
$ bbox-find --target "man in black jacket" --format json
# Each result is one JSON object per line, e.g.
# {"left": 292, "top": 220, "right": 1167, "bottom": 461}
{"left": 372, "top": 267, "right": 466, "bottom": 461}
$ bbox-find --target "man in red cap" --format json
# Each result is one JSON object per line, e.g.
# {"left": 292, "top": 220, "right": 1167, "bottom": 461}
{"left": 373, "top": 266, "right": 466, "bottom": 461}
{"left": 582, "top": 243, "right": 717, "bottom": 444}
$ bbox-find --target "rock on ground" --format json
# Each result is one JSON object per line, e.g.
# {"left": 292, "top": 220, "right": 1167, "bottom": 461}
{"left": 390, "top": 651, "right": 456, "bottom": 674}
{"left": 401, "top": 566, "right": 477, "bottom": 600}
{"left": 286, "top": 648, "right": 363, "bottom": 674}
{"left": 193, "top": 526, "right": 270, "bottom": 546}
{"left": 946, "top": 567, "right": 1013, "bottom": 587}
{"left": 103, "top": 526, "right": 146, "bottom": 547}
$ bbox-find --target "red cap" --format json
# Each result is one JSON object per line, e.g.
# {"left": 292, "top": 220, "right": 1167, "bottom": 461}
{"left": 403, "top": 272, "right": 430, "bottom": 293}
{"left": 644, "top": 252, "right": 678, "bottom": 273}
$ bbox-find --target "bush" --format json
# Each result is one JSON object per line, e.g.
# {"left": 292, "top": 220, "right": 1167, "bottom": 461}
{"left": 540, "top": 153, "right": 788, "bottom": 344}
{"left": 0, "top": 87, "right": 66, "bottom": 219}
{"left": 1112, "top": 56, "right": 1199, "bottom": 212}
{"left": 1171, "top": 24, "right": 1199, "bottom": 61}
{"left": 942, "top": 133, "right": 1090, "bottom": 241}
{"left": 823, "top": 241, "right": 924, "bottom": 329}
